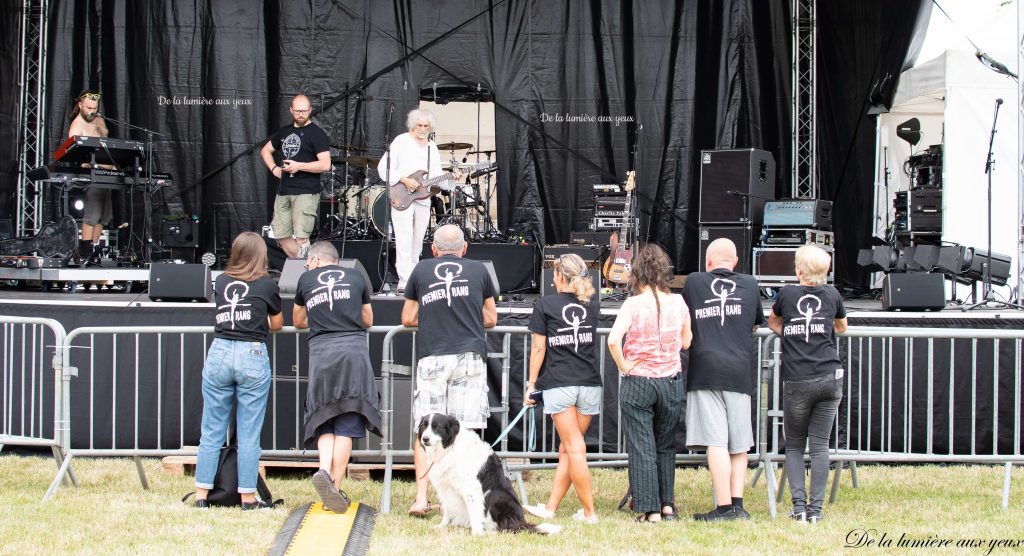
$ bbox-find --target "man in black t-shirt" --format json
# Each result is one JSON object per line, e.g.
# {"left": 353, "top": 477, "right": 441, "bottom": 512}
{"left": 293, "top": 241, "right": 378, "bottom": 512}
{"left": 401, "top": 224, "right": 497, "bottom": 517}
{"left": 260, "top": 94, "right": 331, "bottom": 258}
{"left": 682, "top": 238, "right": 765, "bottom": 522}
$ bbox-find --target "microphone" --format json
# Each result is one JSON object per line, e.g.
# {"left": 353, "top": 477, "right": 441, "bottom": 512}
{"left": 90, "top": 111, "right": 102, "bottom": 118}
{"left": 428, "top": 131, "right": 436, "bottom": 142}
{"left": 997, "top": 98, "right": 1004, "bottom": 105}
{"left": 725, "top": 190, "right": 748, "bottom": 197}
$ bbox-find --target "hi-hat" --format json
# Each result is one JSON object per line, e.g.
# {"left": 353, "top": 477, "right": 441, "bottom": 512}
{"left": 341, "top": 155, "right": 381, "bottom": 168}
{"left": 435, "top": 142, "right": 473, "bottom": 151}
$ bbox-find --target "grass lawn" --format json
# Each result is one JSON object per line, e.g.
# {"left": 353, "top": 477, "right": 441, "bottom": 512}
{"left": 1, "top": 454, "right": 1023, "bottom": 555}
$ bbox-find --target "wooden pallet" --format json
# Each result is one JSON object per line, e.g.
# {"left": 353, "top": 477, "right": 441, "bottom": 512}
{"left": 160, "top": 456, "right": 414, "bottom": 481}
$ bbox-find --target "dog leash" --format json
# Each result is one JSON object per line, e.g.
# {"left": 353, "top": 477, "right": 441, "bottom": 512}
{"left": 490, "top": 404, "right": 535, "bottom": 451}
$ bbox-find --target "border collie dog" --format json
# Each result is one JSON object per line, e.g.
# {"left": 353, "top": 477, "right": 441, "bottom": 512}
{"left": 417, "top": 413, "right": 560, "bottom": 535}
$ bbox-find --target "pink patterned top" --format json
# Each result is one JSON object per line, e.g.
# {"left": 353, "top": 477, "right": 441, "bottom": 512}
{"left": 612, "top": 291, "right": 689, "bottom": 378}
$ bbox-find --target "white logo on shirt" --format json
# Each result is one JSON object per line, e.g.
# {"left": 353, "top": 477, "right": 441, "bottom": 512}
{"left": 695, "top": 278, "right": 743, "bottom": 326}
{"left": 424, "top": 262, "right": 469, "bottom": 307}
{"left": 310, "top": 270, "right": 349, "bottom": 311}
{"left": 553, "top": 303, "right": 593, "bottom": 352}
{"left": 281, "top": 132, "right": 301, "bottom": 159}
{"left": 783, "top": 294, "right": 825, "bottom": 342}
{"left": 217, "top": 281, "right": 252, "bottom": 330}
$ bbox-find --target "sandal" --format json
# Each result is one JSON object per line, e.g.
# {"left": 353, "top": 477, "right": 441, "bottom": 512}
{"left": 635, "top": 511, "right": 662, "bottom": 523}
{"left": 661, "top": 503, "right": 679, "bottom": 521}
{"left": 407, "top": 502, "right": 434, "bottom": 518}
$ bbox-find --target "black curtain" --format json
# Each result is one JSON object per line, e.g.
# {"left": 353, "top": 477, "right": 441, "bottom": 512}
{"left": 0, "top": 0, "right": 930, "bottom": 285}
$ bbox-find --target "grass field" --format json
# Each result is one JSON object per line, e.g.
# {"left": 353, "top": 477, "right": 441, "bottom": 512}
{"left": 2, "top": 454, "right": 1023, "bottom": 555}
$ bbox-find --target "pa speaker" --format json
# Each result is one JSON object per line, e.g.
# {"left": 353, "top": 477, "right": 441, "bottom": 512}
{"left": 278, "top": 258, "right": 306, "bottom": 294}
{"left": 882, "top": 272, "right": 945, "bottom": 311}
{"left": 337, "top": 259, "right": 373, "bottom": 292}
{"left": 478, "top": 260, "right": 502, "bottom": 294}
{"left": 148, "top": 263, "right": 211, "bottom": 302}
{"left": 541, "top": 267, "right": 601, "bottom": 296}
{"left": 699, "top": 149, "right": 776, "bottom": 225}
{"left": 698, "top": 225, "right": 758, "bottom": 274}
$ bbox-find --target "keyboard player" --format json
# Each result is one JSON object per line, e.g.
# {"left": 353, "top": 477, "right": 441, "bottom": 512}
{"left": 67, "top": 90, "right": 111, "bottom": 264}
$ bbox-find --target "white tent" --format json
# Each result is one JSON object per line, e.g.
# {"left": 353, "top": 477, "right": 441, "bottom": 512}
{"left": 874, "top": 49, "right": 1020, "bottom": 298}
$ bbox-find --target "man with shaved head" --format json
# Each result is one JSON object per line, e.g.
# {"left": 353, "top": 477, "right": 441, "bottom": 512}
{"left": 401, "top": 224, "right": 497, "bottom": 517}
{"left": 681, "top": 238, "right": 765, "bottom": 521}
{"left": 261, "top": 94, "right": 332, "bottom": 258}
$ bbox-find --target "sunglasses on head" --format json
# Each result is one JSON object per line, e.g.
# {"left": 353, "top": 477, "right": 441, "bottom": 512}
{"left": 79, "top": 91, "right": 100, "bottom": 101}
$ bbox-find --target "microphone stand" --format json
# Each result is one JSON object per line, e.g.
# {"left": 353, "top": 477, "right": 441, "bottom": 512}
{"left": 100, "top": 114, "right": 167, "bottom": 265}
{"left": 963, "top": 99, "right": 1024, "bottom": 311}
{"left": 379, "top": 104, "right": 396, "bottom": 294}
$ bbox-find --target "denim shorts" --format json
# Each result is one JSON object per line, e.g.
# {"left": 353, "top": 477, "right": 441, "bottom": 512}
{"left": 317, "top": 412, "right": 366, "bottom": 439}
{"left": 541, "top": 385, "right": 603, "bottom": 415}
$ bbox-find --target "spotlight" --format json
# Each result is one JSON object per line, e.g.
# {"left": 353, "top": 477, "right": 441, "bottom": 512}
{"left": 201, "top": 252, "right": 217, "bottom": 267}
{"left": 857, "top": 246, "right": 900, "bottom": 272}
{"left": 935, "top": 246, "right": 971, "bottom": 277}
{"left": 962, "top": 248, "right": 1012, "bottom": 287}
{"left": 910, "top": 245, "right": 940, "bottom": 272}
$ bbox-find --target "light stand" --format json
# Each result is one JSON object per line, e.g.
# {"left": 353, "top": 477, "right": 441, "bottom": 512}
{"left": 379, "top": 104, "right": 397, "bottom": 294}
{"left": 963, "top": 98, "right": 1024, "bottom": 311}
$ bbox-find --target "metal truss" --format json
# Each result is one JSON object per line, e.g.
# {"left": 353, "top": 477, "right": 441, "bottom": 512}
{"left": 15, "top": 0, "right": 48, "bottom": 235}
{"left": 1018, "top": 0, "right": 1024, "bottom": 302}
{"left": 792, "top": 0, "right": 817, "bottom": 199}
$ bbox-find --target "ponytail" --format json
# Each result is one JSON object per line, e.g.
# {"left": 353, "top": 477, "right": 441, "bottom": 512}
{"left": 553, "top": 254, "right": 594, "bottom": 304}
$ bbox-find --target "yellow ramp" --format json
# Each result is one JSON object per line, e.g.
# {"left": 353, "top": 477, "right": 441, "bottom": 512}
{"left": 268, "top": 502, "right": 375, "bottom": 556}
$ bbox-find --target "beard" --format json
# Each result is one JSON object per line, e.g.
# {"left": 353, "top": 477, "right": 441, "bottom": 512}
{"left": 81, "top": 111, "right": 96, "bottom": 123}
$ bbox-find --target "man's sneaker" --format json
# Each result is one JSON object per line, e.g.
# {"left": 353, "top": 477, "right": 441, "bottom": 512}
{"left": 312, "top": 469, "right": 351, "bottom": 513}
{"left": 297, "top": 243, "right": 310, "bottom": 258}
{"left": 807, "top": 511, "right": 822, "bottom": 524}
{"left": 522, "top": 503, "right": 555, "bottom": 520}
{"left": 571, "top": 508, "right": 598, "bottom": 524}
{"left": 789, "top": 510, "right": 807, "bottom": 522}
{"left": 693, "top": 507, "right": 737, "bottom": 522}
{"left": 733, "top": 506, "right": 751, "bottom": 520}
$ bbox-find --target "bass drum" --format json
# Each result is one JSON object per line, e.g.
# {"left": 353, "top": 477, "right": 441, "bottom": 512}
{"left": 371, "top": 191, "right": 390, "bottom": 236}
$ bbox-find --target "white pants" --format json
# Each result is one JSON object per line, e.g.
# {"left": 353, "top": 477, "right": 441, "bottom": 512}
{"left": 392, "top": 201, "right": 431, "bottom": 289}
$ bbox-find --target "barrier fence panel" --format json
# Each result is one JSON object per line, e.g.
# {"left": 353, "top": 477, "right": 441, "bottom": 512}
{"left": 0, "top": 317, "right": 68, "bottom": 473}
{"left": 44, "top": 325, "right": 393, "bottom": 501}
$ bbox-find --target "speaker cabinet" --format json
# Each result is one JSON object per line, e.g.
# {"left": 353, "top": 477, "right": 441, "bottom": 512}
{"left": 541, "top": 268, "right": 601, "bottom": 296}
{"left": 698, "top": 225, "right": 759, "bottom": 274}
{"left": 882, "top": 272, "right": 945, "bottom": 311}
{"left": 478, "top": 260, "right": 503, "bottom": 294}
{"left": 148, "top": 263, "right": 211, "bottom": 302}
{"left": 699, "top": 149, "right": 776, "bottom": 225}
{"left": 160, "top": 218, "right": 199, "bottom": 248}
{"left": 278, "top": 258, "right": 306, "bottom": 294}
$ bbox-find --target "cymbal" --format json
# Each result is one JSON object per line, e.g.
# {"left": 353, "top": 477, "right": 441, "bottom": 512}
{"left": 340, "top": 155, "right": 381, "bottom": 168}
{"left": 466, "top": 149, "right": 496, "bottom": 155}
{"left": 435, "top": 142, "right": 473, "bottom": 151}
{"left": 331, "top": 144, "right": 367, "bottom": 152}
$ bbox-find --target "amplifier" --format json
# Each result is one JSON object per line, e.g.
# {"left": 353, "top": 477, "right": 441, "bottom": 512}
{"left": 0, "top": 255, "right": 64, "bottom": 268}
{"left": 591, "top": 217, "right": 635, "bottom": 230}
{"left": 543, "top": 244, "right": 604, "bottom": 267}
{"left": 570, "top": 230, "right": 612, "bottom": 246}
{"left": 592, "top": 183, "right": 625, "bottom": 194}
{"left": 753, "top": 246, "right": 834, "bottom": 286}
{"left": 594, "top": 196, "right": 629, "bottom": 216}
{"left": 763, "top": 199, "right": 832, "bottom": 229}
{"left": 908, "top": 187, "right": 941, "bottom": 215}
{"left": 763, "top": 228, "right": 834, "bottom": 247}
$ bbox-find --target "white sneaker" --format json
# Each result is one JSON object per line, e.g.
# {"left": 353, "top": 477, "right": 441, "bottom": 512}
{"left": 522, "top": 503, "right": 555, "bottom": 520}
{"left": 572, "top": 508, "right": 598, "bottom": 524}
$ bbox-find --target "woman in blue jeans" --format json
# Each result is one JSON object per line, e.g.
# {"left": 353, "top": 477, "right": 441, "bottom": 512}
{"left": 193, "top": 232, "right": 283, "bottom": 509}
{"left": 767, "top": 245, "right": 848, "bottom": 523}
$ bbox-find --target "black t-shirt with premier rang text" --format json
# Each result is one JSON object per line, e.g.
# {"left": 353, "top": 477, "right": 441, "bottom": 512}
{"left": 528, "top": 292, "right": 602, "bottom": 390}
{"left": 213, "top": 274, "right": 282, "bottom": 342}
{"left": 771, "top": 284, "right": 847, "bottom": 382}
{"left": 404, "top": 255, "right": 497, "bottom": 359}
{"left": 682, "top": 268, "right": 765, "bottom": 394}
{"left": 270, "top": 121, "right": 330, "bottom": 195}
{"left": 294, "top": 265, "right": 372, "bottom": 340}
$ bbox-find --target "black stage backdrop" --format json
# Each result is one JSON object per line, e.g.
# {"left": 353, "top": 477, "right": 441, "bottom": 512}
{"left": 0, "top": 0, "right": 929, "bottom": 286}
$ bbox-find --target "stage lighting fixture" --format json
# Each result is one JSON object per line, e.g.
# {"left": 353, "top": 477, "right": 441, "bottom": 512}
{"left": 897, "top": 118, "right": 922, "bottom": 146}
{"left": 910, "top": 245, "right": 940, "bottom": 272}
{"left": 962, "top": 248, "right": 1012, "bottom": 287}
{"left": 201, "top": 252, "right": 217, "bottom": 267}
{"left": 857, "top": 246, "right": 900, "bottom": 272}
{"left": 935, "top": 245, "right": 971, "bottom": 278}
{"left": 67, "top": 191, "right": 86, "bottom": 220}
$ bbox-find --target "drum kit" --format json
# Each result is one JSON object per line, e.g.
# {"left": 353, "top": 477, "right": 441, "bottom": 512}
{"left": 319, "top": 141, "right": 500, "bottom": 241}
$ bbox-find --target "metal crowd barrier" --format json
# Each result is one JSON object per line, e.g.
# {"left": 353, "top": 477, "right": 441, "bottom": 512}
{"left": 18, "top": 320, "right": 1023, "bottom": 513}
{"left": 0, "top": 317, "right": 73, "bottom": 487}
{"left": 44, "top": 325, "right": 395, "bottom": 501}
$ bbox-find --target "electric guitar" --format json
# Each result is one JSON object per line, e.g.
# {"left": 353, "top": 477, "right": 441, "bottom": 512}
{"left": 389, "top": 162, "right": 497, "bottom": 211}
{"left": 602, "top": 171, "right": 636, "bottom": 286}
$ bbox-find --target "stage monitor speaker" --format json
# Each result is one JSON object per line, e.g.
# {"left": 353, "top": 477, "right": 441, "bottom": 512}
{"left": 337, "top": 259, "right": 373, "bottom": 292}
{"left": 698, "top": 225, "right": 758, "bottom": 274}
{"left": 699, "top": 149, "right": 776, "bottom": 225}
{"left": 478, "top": 260, "right": 502, "bottom": 294}
{"left": 278, "top": 258, "right": 306, "bottom": 294}
{"left": 541, "top": 267, "right": 601, "bottom": 297}
{"left": 148, "top": 263, "right": 211, "bottom": 302}
{"left": 161, "top": 218, "right": 199, "bottom": 248}
{"left": 882, "top": 272, "right": 945, "bottom": 311}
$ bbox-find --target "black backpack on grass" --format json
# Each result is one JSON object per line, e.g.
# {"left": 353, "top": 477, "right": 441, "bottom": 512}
{"left": 182, "top": 444, "right": 282, "bottom": 507}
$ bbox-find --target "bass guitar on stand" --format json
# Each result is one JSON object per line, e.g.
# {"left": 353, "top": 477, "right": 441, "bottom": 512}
{"left": 603, "top": 170, "right": 636, "bottom": 286}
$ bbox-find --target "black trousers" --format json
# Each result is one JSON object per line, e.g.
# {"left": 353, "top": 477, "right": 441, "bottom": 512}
{"left": 783, "top": 377, "right": 843, "bottom": 515}
{"left": 620, "top": 374, "right": 684, "bottom": 513}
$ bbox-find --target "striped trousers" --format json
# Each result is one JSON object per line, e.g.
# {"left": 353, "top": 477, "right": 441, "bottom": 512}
{"left": 620, "top": 373, "right": 684, "bottom": 513}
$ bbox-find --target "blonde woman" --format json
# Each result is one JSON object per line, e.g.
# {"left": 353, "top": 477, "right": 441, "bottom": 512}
{"left": 608, "top": 244, "right": 692, "bottom": 523}
{"left": 522, "top": 254, "right": 601, "bottom": 524}
{"left": 193, "top": 232, "right": 283, "bottom": 509}
{"left": 767, "top": 245, "right": 848, "bottom": 524}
